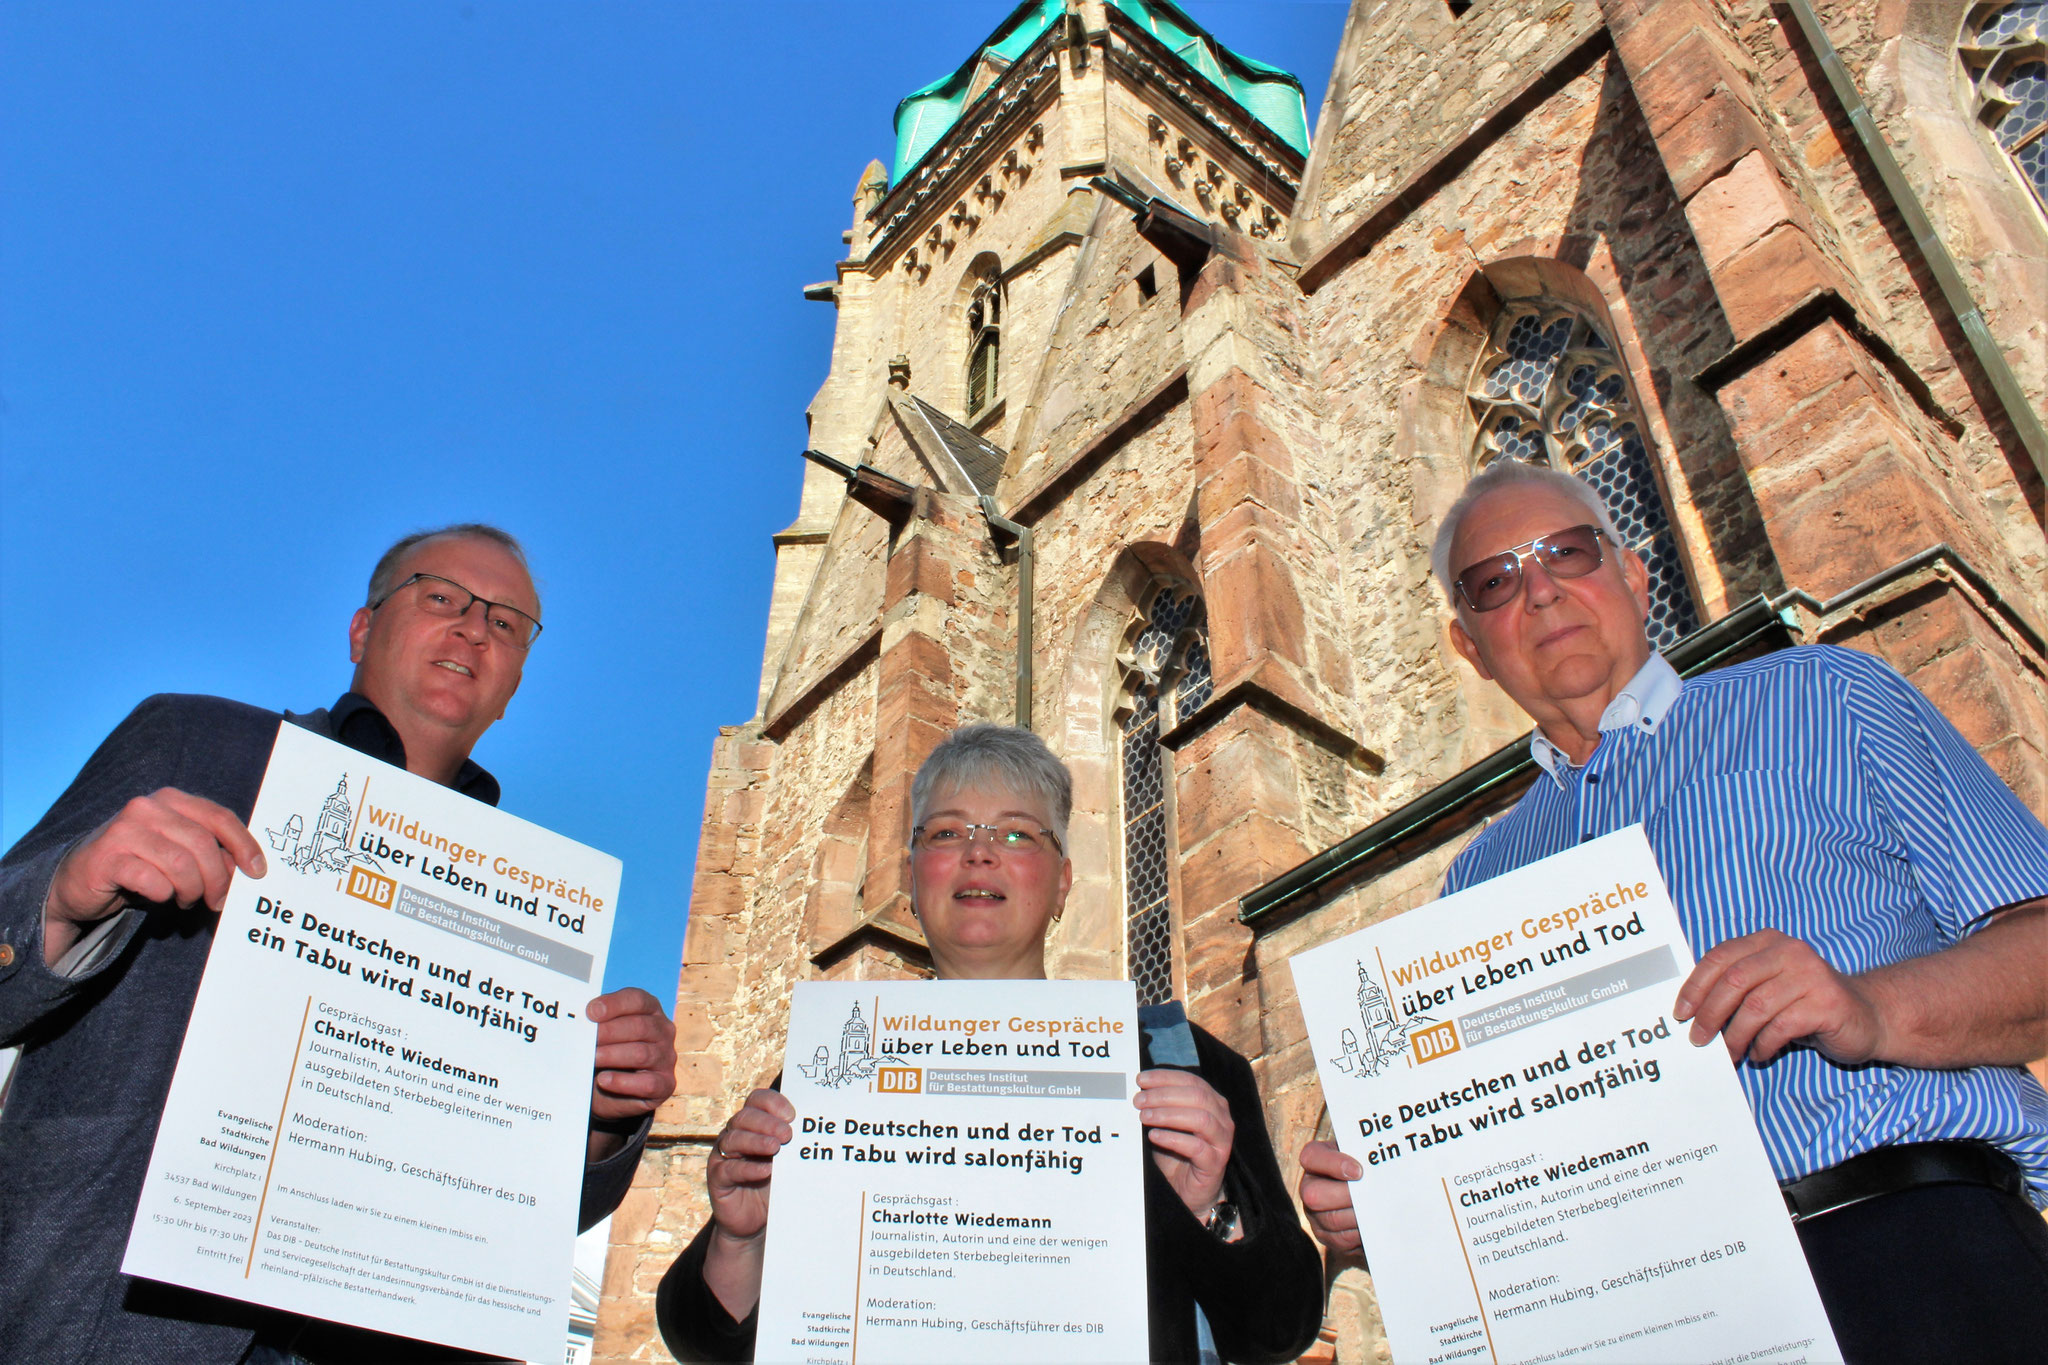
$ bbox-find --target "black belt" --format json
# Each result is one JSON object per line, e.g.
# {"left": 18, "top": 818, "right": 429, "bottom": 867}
{"left": 1780, "top": 1140, "right": 2026, "bottom": 1223}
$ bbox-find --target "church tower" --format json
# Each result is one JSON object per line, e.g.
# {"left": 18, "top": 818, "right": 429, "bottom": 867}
{"left": 837, "top": 1000, "right": 873, "bottom": 1080}
{"left": 784, "top": 0, "right": 1306, "bottom": 504}
{"left": 747, "top": 0, "right": 1318, "bottom": 998}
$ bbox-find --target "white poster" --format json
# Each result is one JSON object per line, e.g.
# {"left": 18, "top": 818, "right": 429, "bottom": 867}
{"left": 1290, "top": 826, "right": 1840, "bottom": 1365}
{"left": 755, "top": 978, "right": 1150, "bottom": 1365}
{"left": 122, "top": 723, "right": 618, "bottom": 1363}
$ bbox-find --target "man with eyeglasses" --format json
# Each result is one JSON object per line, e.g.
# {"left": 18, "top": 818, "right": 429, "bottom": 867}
{"left": 0, "top": 524, "right": 678, "bottom": 1364}
{"left": 1296, "top": 461, "right": 2048, "bottom": 1362}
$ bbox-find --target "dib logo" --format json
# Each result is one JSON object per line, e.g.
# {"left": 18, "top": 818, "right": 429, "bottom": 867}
{"left": 876, "top": 1067, "right": 922, "bottom": 1094}
{"left": 1411, "top": 1020, "right": 1461, "bottom": 1065}
{"left": 345, "top": 866, "right": 398, "bottom": 910}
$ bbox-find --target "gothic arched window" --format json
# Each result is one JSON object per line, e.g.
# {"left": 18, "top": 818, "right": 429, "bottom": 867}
{"left": 966, "top": 276, "right": 1002, "bottom": 416}
{"left": 1116, "top": 584, "right": 1211, "bottom": 1007}
{"left": 1962, "top": 3, "right": 2048, "bottom": 209}
{"left": 1467, "top": 306, "right": 1699, "bottom": 649}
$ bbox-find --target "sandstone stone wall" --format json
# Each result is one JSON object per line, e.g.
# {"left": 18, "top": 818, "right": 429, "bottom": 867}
{"left": 1710, "top": 0, "right": 2046, "bottom": 609}
{"left": 1292, "top": 0, "right": 1609, "bottom": 258}
{"left": 597, "top": 3, "right": 2048, "bottom": 1360}
{"left": 1309, "top": 49, "right": 1766, "bottom": 793}
{"left": 1803, "top": 0, "right": 2048, "bottom": 412}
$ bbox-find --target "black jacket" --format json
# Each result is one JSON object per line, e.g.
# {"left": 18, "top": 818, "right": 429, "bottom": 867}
{"left": 0, "top": 693, "right": 645, "bottom": 1364}
{"left": 656, "top": 1019, "right": 1323, "bottom": 1363}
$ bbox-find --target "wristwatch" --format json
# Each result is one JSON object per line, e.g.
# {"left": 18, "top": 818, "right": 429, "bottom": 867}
{"left": 1201, "top": 1199, "right": 1240, "bottom": 1241}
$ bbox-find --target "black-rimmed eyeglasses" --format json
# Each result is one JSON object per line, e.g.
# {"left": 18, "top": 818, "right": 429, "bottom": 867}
{"left": 371, "top": 573, "right": 544, "bottom": 649}
{"left": 1453, "top": 524, "right": 1610, "bottom": 613}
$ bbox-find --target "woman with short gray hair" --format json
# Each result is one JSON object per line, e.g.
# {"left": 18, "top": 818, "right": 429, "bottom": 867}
{"left": 910, "top": 721, "right": 1074, "bottom": 858}
{"left": 658, "top": 724, "right": 1323, "bottom": 1363}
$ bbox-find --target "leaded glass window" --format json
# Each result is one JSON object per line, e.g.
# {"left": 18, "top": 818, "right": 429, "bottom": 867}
{"left": 1963, "top": 3, "right": 2048, "bottom": 209}
{"left": 1117, "top": 585, "right": 1211, "bottom": 1007}
{"left": 966, "top": 278, "right": 1002, "bottom": 416}
{"left": 1467, "top": 307, "right": 1699, "bottom": 648}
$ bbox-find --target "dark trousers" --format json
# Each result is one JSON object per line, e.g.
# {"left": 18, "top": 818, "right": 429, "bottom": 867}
{"left": 1797, "top": 1182, "right": 2048, "bottom": 1364}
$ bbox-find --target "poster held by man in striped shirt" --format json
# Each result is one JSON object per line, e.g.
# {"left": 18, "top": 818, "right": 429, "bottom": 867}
{"left": 1292, "top": 825, "right": 1840, "bottom": 1365}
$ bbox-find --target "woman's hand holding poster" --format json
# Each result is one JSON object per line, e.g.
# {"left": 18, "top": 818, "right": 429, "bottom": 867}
{"left": 754, "top": 979, "right": 1148, "bottom": 1365}
{"left": 1290, "top": 827, "right": 1840, "bottom": 1365}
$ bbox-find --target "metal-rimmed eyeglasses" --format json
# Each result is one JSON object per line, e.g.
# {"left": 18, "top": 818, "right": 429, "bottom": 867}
{"left": 1453, "top": 524, "right": 1610, "bottom": 613}
{"left": 371, "top": 573, "right": 544, "bottom": 649}
{"left": 911, "top": 820, "right": 1064, "bottom": 858}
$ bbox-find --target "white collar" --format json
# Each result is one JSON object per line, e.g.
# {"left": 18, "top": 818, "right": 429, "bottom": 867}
{"left": 1530, "top": 652, "right": 1683, "bottom": 785}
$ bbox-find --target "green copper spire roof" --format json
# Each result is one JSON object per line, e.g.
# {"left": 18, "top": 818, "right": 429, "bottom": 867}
{"left": 890, "top": 0, "right": 1310, "bottom": 182}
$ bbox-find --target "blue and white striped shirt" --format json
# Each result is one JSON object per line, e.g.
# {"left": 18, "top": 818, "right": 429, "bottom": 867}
{"left": 1444, "top": 645, "right": 2048, "bottom": 1204}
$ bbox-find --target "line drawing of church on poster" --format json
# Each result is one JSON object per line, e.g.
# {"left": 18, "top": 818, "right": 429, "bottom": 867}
{"left": 267, "top": 774, "right": 379, "bottom": 877}
{"left": 796, "top": 1001, "right": 880, "bottom": 1090}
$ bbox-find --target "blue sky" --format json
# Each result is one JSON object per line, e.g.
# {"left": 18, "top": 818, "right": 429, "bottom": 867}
{"left": 1, "top": 1, "right": 1350, "bottom": 1006}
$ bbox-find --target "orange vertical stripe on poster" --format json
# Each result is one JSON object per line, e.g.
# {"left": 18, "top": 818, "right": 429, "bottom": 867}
{"left": 1372, "top": 944, "right": 1414, "bottom": 1070}
{"left": 338, "top": 774, "right": 373, "bottom": 893}
{"left": 1441, "top": 1177, "right": 1498, "bottom": 1364}
{"left": 850, "top": 1189, "right": 870, "bottom": 1363}
{"left": 246, "top": 995, "right": 315, "bottom": 1277}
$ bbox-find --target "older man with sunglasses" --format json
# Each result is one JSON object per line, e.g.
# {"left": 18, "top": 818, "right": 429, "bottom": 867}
{"left": 0, "top": 524, "right": 678, "bottom": 1364}
{"left": 1297, "top": 462, "right": 2048, "bottom": 1364}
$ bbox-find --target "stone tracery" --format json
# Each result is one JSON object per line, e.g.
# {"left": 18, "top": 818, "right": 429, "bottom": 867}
{"left": 1114, "top": 582, "right": 1211, "bottom": 1007}
{"left": 1962, "top": 2, "right": 2048, "bottom": 209}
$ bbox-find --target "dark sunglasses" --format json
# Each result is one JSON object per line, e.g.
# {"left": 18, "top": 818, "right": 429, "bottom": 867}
{"left": 1454, "top": 524, "right": 1610, "bottom": 613}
